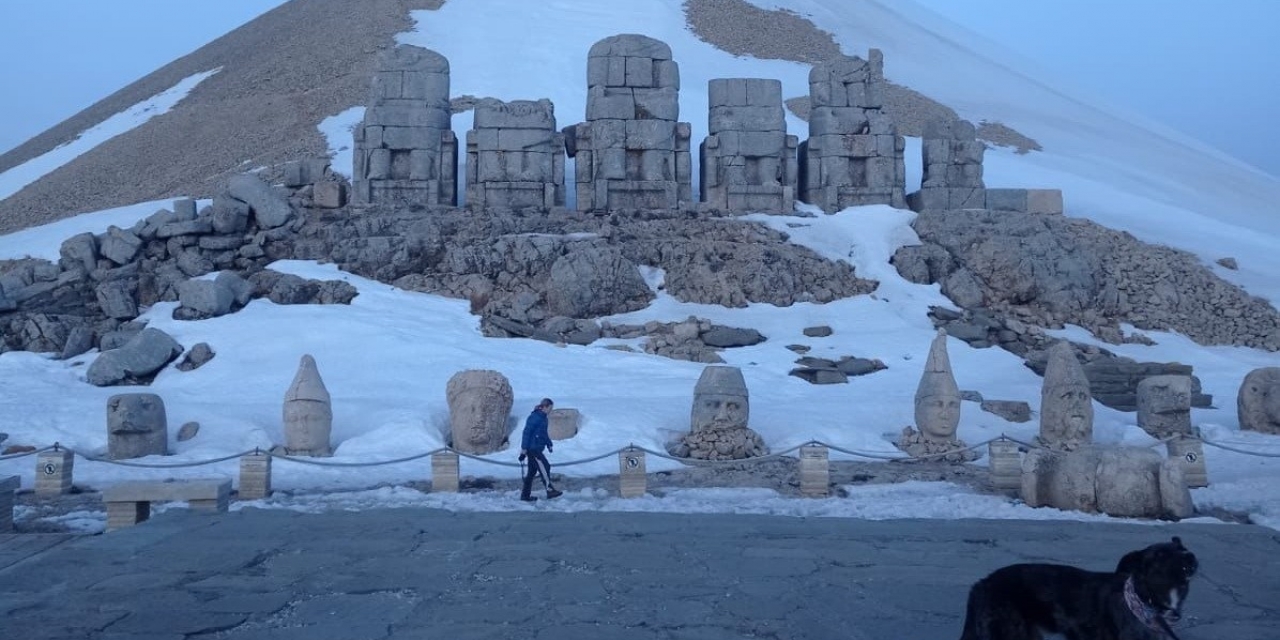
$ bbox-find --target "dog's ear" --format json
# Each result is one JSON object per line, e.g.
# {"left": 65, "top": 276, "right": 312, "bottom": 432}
{"left": 1171, "top": 536, "right": 1183, "bottom": 548}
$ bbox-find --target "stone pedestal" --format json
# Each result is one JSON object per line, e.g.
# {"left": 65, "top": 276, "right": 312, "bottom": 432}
{"left": 619, "top": 449, "right": 647, "bottom": 498}
{"left": 798, "top": 444, "right": 829, "bottom": 497}
{"left": 238, "top": 453, "right": 272, "bottom": 499}
{"left": 1166, "top": 436, "right": 1209, "bottom": 488}
{"left": 432, "top": 451, "right": 460, "bottom": 492}
{"left": 988, "top": 439, "right": 1021, "bottom": 491}
{"left": 35, "top": 449, "right": 74, "bottom": 496}
{"left": 1, "top": 475, "right": 17, "bottom": 532}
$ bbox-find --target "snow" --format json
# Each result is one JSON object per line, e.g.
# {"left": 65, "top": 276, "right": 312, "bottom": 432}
{"left": 3, "top": 0, "right": 1280, "bottom": 535}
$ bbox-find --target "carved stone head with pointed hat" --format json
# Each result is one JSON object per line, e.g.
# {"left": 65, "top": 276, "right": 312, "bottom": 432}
{"left": 914, "top": 329, "right": 961, "bottom": 442}
{"left": 283, "top": 354, "right": 333, "bottom": 455}
{"left": 1039, "top": 341, "right": 1093, "bottom": 448}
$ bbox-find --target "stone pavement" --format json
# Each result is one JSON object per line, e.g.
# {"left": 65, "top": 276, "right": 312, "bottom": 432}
{"left": 1, "top": 508, "right": 1277, "bottom": 639}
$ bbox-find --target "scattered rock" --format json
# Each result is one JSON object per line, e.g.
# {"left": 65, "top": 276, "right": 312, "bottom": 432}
{"left": 980, "top": 399, "right": 1032, "bottom": 423}
{"left": 1217, "top": 257, "right": 1238, "bottom": 270}
{"left": 176, "top": 342, "right": 216, "bottom": 372}
{"left": 803, "top": 325, "right": 833, "bottom": 337}
{"left": 177, "top": 421, "right": 201, "bottom": 442}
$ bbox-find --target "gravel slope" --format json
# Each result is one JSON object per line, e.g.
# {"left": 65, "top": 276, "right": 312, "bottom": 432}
{"left": 0, "top": 0, "right": 442, "bottom": 235}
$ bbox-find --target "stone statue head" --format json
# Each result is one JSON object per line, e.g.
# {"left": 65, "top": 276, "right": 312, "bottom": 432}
{"left": 1039, "top": 342, "right": 1094, "bottom": 447}
{"left": 106, "top": 393, "right": 168, "bottom": 460}
{"left": 283, "top": 354, "right": 333, "bottom": 454}
{"left": 446, "top": 369, "right": 514, "bottom": 454}
{"left": 1136, "top": 375, "right": 1191, "bottom": 438}
{"left": 691, "top": 366, "right": 749, "bottom": 433}
{"left": 1238, "top": 367, "right": 1280, "bottom": 435}
{"left": 914, "top": 331, "right": 961, "bottom": 442}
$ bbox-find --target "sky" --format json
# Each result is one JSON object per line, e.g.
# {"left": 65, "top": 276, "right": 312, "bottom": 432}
{"left": 2, "top": 0, "right": 1280, "bottom": 536}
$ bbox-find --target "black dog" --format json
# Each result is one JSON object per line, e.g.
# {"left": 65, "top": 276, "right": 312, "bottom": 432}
{"left": 958, "top": 537, "right": 1198, "bottom": 640}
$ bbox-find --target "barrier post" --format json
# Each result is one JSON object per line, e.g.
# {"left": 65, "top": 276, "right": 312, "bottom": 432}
{"left": 238, "top": 452, "right": 272, "bottom": 499}
{"left": 432, "top": 451, "right": 460, "bottom": 492}
{"left": 619, "top": 448, "right": 647, "bottom": 498}
{"left": 988, "top": 439, "right": 1021, "bottom": 492}
{"left": 1, "top": 475, "right": 17, "bottom": 532}
{"left": 1167, "top": 435, "right": 1208, "bottom": 488}
{"left": 35, "top": 448, "right": 74, "bottom": 497}
{"left": 799, "top": 444, "right": 829, "bottom": 497}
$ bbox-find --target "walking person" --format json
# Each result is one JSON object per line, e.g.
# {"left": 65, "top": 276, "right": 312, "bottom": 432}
{"left": 519, "top": 398, "right": 563, "bottom": 502}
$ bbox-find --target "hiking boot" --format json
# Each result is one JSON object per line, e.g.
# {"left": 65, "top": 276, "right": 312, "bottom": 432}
{"left": 520, "top": 496, "right": 538, "bottom": 502}
{"left": 546, "top": 488, "right": 563, "bottom": 499}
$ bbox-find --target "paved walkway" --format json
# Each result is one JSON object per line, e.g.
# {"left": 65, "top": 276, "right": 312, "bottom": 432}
{"left": 1, "top": 508, "right": 1277, "bottom": 639}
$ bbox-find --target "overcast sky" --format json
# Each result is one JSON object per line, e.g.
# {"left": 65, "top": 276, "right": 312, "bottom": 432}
{"left": 912, "top": 0, "right": 1280, "bottom": 178}
{"left": 1, "top": 0, "right": 1276, "bottom": 178}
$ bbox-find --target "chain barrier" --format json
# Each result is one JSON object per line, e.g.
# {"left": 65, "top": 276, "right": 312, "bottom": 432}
{"left": 4, "top": 432, "right": 1280, "bottom": 475}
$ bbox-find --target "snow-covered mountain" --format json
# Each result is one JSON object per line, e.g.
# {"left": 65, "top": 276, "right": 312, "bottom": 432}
{"left": 2, "top": 0, "right": 1280, "bottom": 533}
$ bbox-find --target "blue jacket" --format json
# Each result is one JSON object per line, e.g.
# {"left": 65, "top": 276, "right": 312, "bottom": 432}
{"left": 521, "top": 409, "right": 553, "bottom": 453}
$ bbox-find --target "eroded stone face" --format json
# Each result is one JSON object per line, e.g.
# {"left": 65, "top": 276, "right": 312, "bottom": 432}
{"left": 446, "top": 370, "right": 513, "bottom": 454}
{"left": 107, "top": 393, "right": 167, "bottom": 460}
{"left": 283, "top": 354, "right": 333, "bottom": 456}
{"left": 1038, "top": 342, "right": 1094, "bottom": 449}
{"left": 914, "top": 393, "right": 961, "bottom": 441}
{"left": 691, "top": 366, "right": 749, "bottom": 432}
{"left": 1238, "top": 367, "right": 1280, "bottom": 435}
{"left": 1136, "top": 375, "right": 1192, "bottom": 438}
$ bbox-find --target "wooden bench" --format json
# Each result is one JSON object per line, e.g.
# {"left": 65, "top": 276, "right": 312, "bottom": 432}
{"left": 102, "top": 478, "right": 231, "bottom": 531}
{"left": 1, "top": 475, "right": 18, "bottom": 532}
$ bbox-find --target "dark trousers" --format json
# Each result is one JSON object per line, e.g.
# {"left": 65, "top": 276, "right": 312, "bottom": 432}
{"left": 521, "top": 450, "right": 553, "bottom": 498}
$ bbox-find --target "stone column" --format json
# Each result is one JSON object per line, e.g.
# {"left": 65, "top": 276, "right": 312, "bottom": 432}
{"left": 988, "top": 439, "right": 1021, "bottom": 491}
{"left": 432, "top": 451, "right": 460, "bottom": 492}
{"left": 35, "top": 448, "right": 74, "bottom": 496}
{"left": 907, "top": 118, "right": 986, "bottom": 211}
{"left": 798, "top": 444, "right": 829, "bottom": 497}
{"left": 800, "top": 49, "right": 906, "bottom": 212}
{"left": 568, "top": 34, "right": 691, "bottom": 211}
{"left": 465, "top": 98, "right": 565, "bottom": 210}
{"left": 238, "top": 452, "right": 272, "bottom": 500}
{"left": 619, "top": 448, "right": 647, "bottom": 498}
{"left": 700, "top": 78, "right": 797, "bottom": 213}
{"left": 353, "top": 44, "right": 456, "bottom": 206}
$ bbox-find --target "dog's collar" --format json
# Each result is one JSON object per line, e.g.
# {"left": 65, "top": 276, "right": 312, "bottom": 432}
{"left": 1123, "top": 576, "right": 1180, "bottom": 639}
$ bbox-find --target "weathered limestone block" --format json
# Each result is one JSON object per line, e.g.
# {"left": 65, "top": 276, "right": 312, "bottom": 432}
{"left": 985, "top": 188, "right": 1064, "bottom": 214}
{"left": 59, "top": 232, "right": 99, "bottom": 274}
{"left": 569, "top": 34, "right": 692, "bottom": 211}
{"left": 354, "top": 44, "right": 457, "bottom": 206}
{"left": 466, "top": 98, "right": 565, "bottom": 210}
{"left": 228, "top": 173, "right": 294, "bottom": 229}
{"left": 799, "top": 50, "right": 906, "bottom": 212}
{"left": 1238, "top": 367, "right": 1280, "bottom": 434}
{"left": 312, "top": 181, "right": 348, "bottom": 209}
{"left": 107, "top": 393, "right": 168, "bottom": 460}
{"left": 282, "top": 354, "right": 333, "bottom": 456}
{"left": 282, "top": 158, "right": 331, "bottom": 187}
{"left": 548, "top": 408, "right": 581, "bottom": 440}
{"left": 700, "top": 78, "right": 797, "bottom": 213}
{"left": 907, "top": 118, "right": 986, "bottom": 213}
{"left": 99, "top": 226, "right": 143, "bottom": 265}
{"left": 87, "top": 328, "right": 184, "bottom": 386}
{"left": 1136, "top": 375, "right": 1192, "bottom": 438}
{"left": 1037, "top": 342, "right": 1094, "bottom": 450}
{"left": 445, "top": 369, "right": 514, "bottom": 455}
{"left": 1021, "top": 445, "right": 1193, "bottom": 519}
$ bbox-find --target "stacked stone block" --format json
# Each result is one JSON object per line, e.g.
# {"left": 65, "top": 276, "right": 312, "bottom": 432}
{"left": 700, "top": 78, "right": 798, "bottom": 213}
{"left": 465, "top": 99, "right": 565, "bottom": 210}
{"left": 353, "top": 45, "right": 457, "bottom": 206}
{"left": 799, "top": 50, "right": 906, "bottom": 212}
{"left": 567, "top": 34, "right": 692, "bottom": 211}
{"left": 985, "top": 188, "right": 1064, "bottom": 214}
{"left": 907, "top": 119, "right": 986, "bottom": 211}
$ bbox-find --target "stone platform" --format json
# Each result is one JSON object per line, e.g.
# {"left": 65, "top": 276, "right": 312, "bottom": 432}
{"left": 0, "top": 509, "right": 1276, "bottom": 639}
